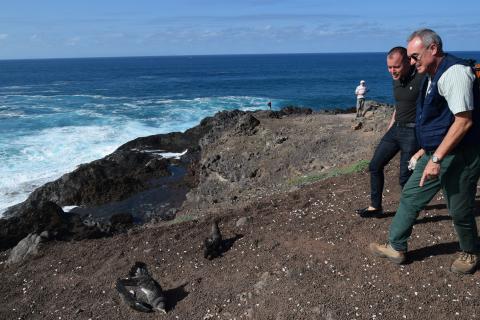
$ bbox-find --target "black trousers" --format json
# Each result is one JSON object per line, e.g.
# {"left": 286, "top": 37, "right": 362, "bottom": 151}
{"left": 368, "top": 124, "right": 418, "bottom": 209}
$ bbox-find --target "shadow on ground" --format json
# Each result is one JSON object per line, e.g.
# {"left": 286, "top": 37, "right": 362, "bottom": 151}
{"left": 165, "top": 284, "right": 189, "bottom": 312}
{"left": 407, "top": 241, "right": 459, "bottom": 264}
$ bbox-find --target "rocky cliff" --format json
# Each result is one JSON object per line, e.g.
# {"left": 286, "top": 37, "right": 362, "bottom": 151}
{"left": 0, "top": 102, "right": 392, "bottom": 251}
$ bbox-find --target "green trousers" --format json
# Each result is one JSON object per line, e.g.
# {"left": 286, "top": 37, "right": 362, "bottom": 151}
{"left": 389, "top": 144, "right": 480, "bottom": 253}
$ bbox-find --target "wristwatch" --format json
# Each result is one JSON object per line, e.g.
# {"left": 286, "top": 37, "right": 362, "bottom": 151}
{"left": 431, "top": 154, "right": 442, "bottom": 164}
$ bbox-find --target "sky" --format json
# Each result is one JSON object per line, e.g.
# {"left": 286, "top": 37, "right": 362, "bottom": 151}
{"left": 0, "top": 0, "right": 479, "bottom": 59}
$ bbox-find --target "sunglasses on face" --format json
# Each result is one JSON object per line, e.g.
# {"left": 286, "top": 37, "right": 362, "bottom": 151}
{"left": 408, "top": 44, "right": 431, "bottom": 62}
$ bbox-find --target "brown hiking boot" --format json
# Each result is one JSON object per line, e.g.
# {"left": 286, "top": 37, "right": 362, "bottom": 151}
{"left": 369, "top": 242, "right": 406, "bottom": 264}
{"left": 451, "top": 252, "right": 478, "bottom": 274}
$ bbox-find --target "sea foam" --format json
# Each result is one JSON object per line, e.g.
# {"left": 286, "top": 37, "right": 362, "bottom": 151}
{"left": 0, "top": 95, "right": 274, "bottom": 215}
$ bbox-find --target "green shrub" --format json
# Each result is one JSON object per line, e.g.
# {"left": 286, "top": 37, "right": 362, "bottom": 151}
{"left": 289, "top": 159, "right": 369, "bottom": 186}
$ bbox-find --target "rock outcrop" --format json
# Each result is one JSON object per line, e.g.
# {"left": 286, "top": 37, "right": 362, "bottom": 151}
{"left": 182, "top": 103, "right": 393, "bottom": 214}
{"left": 0, "top": 104, "right": 392, "bottom": 251}
{"left": 7, "top": 233, "right": 46, "bottom": 265}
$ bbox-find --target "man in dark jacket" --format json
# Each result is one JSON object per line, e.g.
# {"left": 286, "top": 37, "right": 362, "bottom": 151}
{"left": 357, "top": 47, "right": 424, "bottom": 217}
{"left": 369, "top": 28, "right": 480, "bottom": 274}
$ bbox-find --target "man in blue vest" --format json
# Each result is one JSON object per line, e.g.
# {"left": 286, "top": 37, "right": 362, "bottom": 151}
{"left": 369, "top": 29, "right": 480, "bottom": 274}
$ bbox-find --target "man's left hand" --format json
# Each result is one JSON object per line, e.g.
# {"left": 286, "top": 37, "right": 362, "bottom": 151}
{"left": 419, "top": 160, "right": 440, "bottom": 187}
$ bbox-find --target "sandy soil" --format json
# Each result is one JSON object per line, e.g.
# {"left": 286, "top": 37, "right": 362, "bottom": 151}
{"left": 1, "top": 155, "right": 480, "bottom": 320}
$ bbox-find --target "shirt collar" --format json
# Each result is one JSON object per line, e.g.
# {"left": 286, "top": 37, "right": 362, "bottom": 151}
{"left": 400, "top": 66, "right": 417, "bottom": 86}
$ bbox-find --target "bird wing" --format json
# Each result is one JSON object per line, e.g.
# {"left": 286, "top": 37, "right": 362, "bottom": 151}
{"left": 116, "top": 278, "right": 153, "bottom": 313}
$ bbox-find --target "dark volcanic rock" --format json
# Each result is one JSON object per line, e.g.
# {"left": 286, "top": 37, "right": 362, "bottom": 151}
{"left": 117, "top": 132, "right": 192, "bottom": 153}
{"left": 4, "top": 150, "right": 171, "bottom": 218}
{"left": 318, "top": 106, "right": 357, "bottom": 114}
{"left": 182, "top": 103, "right": 393, "bottom": 214}
{"left": 10, "top": 109, "right": 230, "bottom": 216}
{"left": 235, "top": 114, "right": 260, "bottom": 135}
{"left": 6, "top": 233, "right": 45, "bottom": 265}
{"left": 199, "top": 110, "right": 248, "bottom": 148}
{"left": 0, "top": 200, "right": 117, "bottom": 251}
{"left": 0, "top": 109, "right": 258, "bottom": 249}
{"left": 279, "top": 106, "right": 313, "bottom": 115}
{"left": 109, "top": 213, "right": 134, "bottom": 233}
{"left": 68, "top": 214, "right": 112, "bottom": 241}
{"left": 0, "top": 201, "right": 68, "bottom": 251}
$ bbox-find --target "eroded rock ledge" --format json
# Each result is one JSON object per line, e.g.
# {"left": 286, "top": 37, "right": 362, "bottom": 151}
{"left": 0, "top": 102, "right": 393, "bottom": 251}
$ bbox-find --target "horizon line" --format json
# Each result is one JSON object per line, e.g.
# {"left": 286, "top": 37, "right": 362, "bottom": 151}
{"left": 2, "top": 50, "right": 480, "bottom": 62}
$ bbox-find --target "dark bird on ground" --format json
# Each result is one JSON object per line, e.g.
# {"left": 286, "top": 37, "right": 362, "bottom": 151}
{"left": 204, "top": 219, "right": 223, "bottom": 260}
{"left": 116, "top": 262, "right": 167, "bottom": 313}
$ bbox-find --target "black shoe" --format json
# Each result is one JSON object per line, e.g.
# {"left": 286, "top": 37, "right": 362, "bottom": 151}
{"left": 356, "top": 207, "right": 383, "bottom": 217}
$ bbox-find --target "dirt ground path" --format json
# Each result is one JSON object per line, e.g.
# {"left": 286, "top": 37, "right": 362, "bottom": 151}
{"left": 2, "top": 157, "right": 480, "bottom": 320}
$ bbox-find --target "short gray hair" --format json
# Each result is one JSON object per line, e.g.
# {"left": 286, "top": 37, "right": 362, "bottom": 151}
{"left": 407, "top": 28, "right": 443, "bottom": 53}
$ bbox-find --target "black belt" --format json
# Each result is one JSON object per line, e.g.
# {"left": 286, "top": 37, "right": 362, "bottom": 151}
{"left": 395, "top": 122, "right": 416, "bottom": 128}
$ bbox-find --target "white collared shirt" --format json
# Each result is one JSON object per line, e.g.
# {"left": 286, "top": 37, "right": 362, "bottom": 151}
{"left": 426, "top": 64, "right": 475, "bottom": 115}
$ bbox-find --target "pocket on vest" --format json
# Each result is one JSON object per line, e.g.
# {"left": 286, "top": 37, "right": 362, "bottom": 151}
{"left": 421, "top": 126, "right": 449, "bottom": 139}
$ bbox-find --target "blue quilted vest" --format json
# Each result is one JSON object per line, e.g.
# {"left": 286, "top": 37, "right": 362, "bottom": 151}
{"left": 416, "top": 54, "right": 480, "bottom": 151}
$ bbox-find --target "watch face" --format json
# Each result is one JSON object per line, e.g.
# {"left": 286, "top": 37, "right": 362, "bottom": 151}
{"left": 432, "top": 155, "right": 440, "bottom": 163}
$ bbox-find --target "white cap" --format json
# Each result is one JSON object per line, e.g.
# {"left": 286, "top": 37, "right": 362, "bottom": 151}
{"left": 360, "top": 80, "right": 365, "bottom": 84}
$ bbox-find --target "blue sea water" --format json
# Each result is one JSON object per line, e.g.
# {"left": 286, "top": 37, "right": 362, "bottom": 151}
{"left": 1, "top": 52, "right": 479, "bottom": 213}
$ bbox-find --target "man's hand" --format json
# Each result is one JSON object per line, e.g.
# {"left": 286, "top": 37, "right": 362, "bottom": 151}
{"left": 408, "top": 149, "right": 425, "bottom": 171}
{"left": 419, "top": 159, "right": 440, "bottom": 186}
{"left": 408, "top": 157, "right": 417, "bottom": 171}
{"left": 418, "top": 112, "right": 472, "bottom": 187}
{"left": 387, "top": 110, "right": 396, "bottom": 131}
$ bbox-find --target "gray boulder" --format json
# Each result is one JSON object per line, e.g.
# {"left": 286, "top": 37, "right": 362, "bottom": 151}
{"left": 7, "top": 233, "right": 45, "bottom": 265}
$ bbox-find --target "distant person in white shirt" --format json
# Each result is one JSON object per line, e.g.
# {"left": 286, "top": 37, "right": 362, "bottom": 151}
{"left": 355, "top": 80, "right": 369, "bottom": 117}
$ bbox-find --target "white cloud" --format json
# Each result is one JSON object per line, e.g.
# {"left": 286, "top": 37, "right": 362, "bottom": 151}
{"left": 65, "top": 36, "right": 81, "bottom": 46}
{"left": 30, "top": 34, "right": 43, "bottom": 42}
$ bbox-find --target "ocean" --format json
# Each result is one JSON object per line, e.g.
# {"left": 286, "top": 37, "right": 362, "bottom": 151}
{"left": 1, "top": 52, "right": 480, "bottom": 214}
